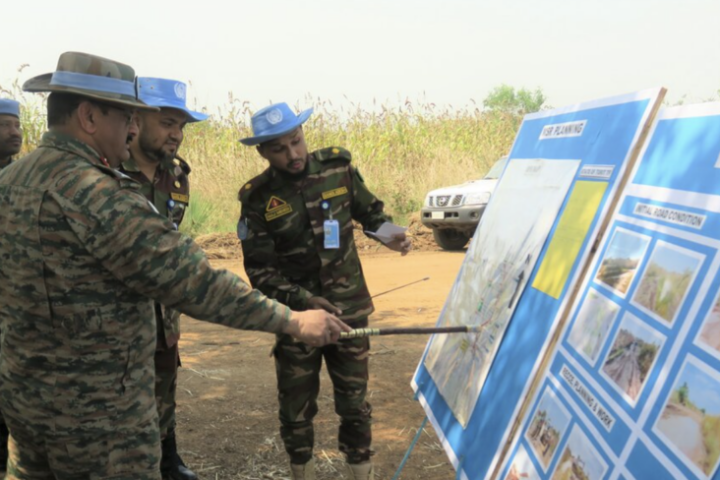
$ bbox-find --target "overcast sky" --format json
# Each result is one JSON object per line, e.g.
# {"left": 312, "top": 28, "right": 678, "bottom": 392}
{"left": 2, "top": 0, "right": 718, "bottom": 116}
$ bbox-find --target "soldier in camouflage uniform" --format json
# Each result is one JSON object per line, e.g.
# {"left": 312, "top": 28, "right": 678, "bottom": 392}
{"left": 119, "top": 76, "right": 207, "bottom": 480}
{"left": 0, "top": 52, "right": 349, "bottom": 480}
{"left": 0, "top": 99, "right": 22, "bottom": 169}
{"left": 0, "top": 98, "right": 21, "bottom": 476}
{"left": 238, "top": 102, "right": 412, "bottom": 480}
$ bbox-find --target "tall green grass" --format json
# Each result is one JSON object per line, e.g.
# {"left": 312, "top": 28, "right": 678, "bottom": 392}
{"left": 2, "top": 79, "right": 522, "bottom": 236}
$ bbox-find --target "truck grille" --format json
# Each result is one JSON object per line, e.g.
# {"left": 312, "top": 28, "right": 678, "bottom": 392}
{"left": 436, "top": 195, "right": 450, "bottom": 207}
{"left": 451, "top": 195, "right": 463, "bottom": 206}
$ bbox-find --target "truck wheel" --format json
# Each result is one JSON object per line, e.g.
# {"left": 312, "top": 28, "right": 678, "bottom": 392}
{"left": 432, "top": 228, "right": 470, "bottom": 250}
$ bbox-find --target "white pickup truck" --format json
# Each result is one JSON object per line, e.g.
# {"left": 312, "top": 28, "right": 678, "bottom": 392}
{"left": 420, "top": 156, "right": 507, "bottom": 250}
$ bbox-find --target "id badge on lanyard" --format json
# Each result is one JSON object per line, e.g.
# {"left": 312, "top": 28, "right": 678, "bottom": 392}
{"left": 322, "top": 200, "right": 340, "bottom": 249}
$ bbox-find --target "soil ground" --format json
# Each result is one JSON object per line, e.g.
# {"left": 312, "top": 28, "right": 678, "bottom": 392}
{"left": 175, "top": 248, "right": 466, "bottom": 479}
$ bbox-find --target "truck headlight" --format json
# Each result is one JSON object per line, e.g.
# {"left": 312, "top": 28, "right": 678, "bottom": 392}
{"left": 464, "top": 192, "right": 491, "bottom": 206}
{"left": 424, "top": 195, "right": 432, "bottom": 207}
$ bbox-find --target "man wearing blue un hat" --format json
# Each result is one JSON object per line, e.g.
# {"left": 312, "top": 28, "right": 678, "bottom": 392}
{"left": 0, "top": 99, "right": 22, "bottom": 170}
{"left": 238, "top": 103, "right": 412, "bottom": 480}
{"left": 120, "top": 77, "right": 208, "bottom": 480}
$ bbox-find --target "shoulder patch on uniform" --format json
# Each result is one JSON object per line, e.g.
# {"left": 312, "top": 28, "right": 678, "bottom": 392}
{"left": 238, "top": 170, "right": 271, "bottom": 203}
{"left": 315, "top": 146, "right": 352, "bottom": 163}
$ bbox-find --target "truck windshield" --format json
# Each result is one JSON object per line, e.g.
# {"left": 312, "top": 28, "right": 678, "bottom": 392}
{"left": 483, "top": 156, "right": 508, "bottom": 180}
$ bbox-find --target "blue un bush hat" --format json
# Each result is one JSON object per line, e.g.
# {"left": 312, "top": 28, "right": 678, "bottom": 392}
{"left": 240, "top": 102, "right": 313, "bottom": 146}
{"left": 22, "top": 52, "right": 155, "bottom": 110}
{"left": 0, "top": 99, "right": 20, "bottom": 117}
{"left": 137, "top": 77, "right": 208, "bottom": 123}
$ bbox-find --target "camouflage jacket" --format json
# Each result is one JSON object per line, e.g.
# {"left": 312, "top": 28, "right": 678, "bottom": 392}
{"left": 0, "top": 132, "right": 290, "bottom": 434}
{"left": 0, "top": 157, "right": 12, "bottom": 170}
{"left": 239, "top": 147, "right": 390, "bottom": 325}
{"left": 119, "top": 155, "right": 191, "bottom": 347}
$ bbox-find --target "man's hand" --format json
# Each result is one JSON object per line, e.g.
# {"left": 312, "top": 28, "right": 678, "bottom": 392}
{"left": 307, "top": 296, "right": 343, "bottom": 315}
{"left": 386, "top": 232, "right": 412, "bottom": 256}
{"left": 284, "top": 310, "right": 351, "bottom": 346}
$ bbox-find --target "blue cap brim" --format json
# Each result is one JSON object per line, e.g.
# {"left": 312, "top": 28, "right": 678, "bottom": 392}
{"left": 142, "top": 101, "right": 208, "bottom": 123}
{"left": 240, "top": 108, "right": 313, "bottom": 146}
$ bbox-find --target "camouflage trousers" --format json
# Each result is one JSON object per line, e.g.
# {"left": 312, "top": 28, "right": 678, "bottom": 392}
{"left": 273, "top": 332, "right": 373, "bottom": 465}
{"left": 3, "top": 416, "right": 161, "bottom": 479}
{"left": 155, "top": 324, "right": 180, "bottom": 439}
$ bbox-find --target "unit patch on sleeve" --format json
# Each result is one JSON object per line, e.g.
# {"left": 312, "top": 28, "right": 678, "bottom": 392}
{"left": 321, "top": 187, "right": 348, "bottom": 200}
{"left": 265, "top": 195, "right": 293, "bottom": 221}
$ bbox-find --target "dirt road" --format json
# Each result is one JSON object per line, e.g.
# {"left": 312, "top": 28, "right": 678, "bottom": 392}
{"left": 602, "top": 343, "right": 642, "bottom": 401}
{"left": 657, "top": 404, "right": 708, "bottom": 473}
{"left": 176, "top": 250, "right": 466, "bottom": 479}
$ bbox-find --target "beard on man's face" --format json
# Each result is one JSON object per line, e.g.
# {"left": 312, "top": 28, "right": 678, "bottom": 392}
{"left": 139, "top": 133, "right": 176, "bottom": 163}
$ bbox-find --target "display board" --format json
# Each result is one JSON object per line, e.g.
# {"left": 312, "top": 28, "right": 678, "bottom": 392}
{"left": 412, "top": 89, "right": 664, "bottom": 480}
{"left": 497, "top": 102, "right": 720, "bottom": 480}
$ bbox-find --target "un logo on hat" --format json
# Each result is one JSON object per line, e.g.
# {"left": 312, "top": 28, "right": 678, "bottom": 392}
{"left": 174, "top": 82, "right": 187, "bottom": 100}
{"left": 266, "top": 108, "right": 283, "bottom": 125}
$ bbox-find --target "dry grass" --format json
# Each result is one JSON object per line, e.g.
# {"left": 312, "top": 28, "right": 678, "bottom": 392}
{"left": 3, "top": 75, "right": 521, "bottom": 237}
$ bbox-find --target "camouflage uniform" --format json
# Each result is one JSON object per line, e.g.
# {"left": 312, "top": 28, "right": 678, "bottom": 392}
{"left": 239, "top": 147, "right": 390, "bottom": 465}
{"left": 119, "top": 154, "right": 190, "bottom": 441}
{"left": 0, "top": 132, "right": 291, "bottom": 478}
{"left": 0, "top": 156, "right": 9, "bottom": 474}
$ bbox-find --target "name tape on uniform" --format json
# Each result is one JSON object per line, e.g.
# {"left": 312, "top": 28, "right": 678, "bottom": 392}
{"left": 322, "top": 187, "right": 349, "bottom": 200}
{"left": 170, "top": 193, "right": 189, "bottom": 203}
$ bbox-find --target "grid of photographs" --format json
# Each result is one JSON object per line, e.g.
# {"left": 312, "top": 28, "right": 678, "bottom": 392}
{"left": 504, "top": 445, "right": 541, "bottom": 480}
{"left": 524, "top": 388, "right": 573, "bottom": 471}
{"left": 696, "top": 288, "right": 720, "bottom": 360}
{"left": 550, "top": 425, "right": 608, "bottom": 480}
{"left": 600, "top": 312, "right": 666, "bottom": 406}
{"left": 631, "top": 241, "right": 704, "bottom": 325}
{"left": 567, "top": 288, "right": 621, "bottom": 366}
{"left": 653, "top": 357, "right": 720, "bottom": 480}
{"left": 595, "top": 229, "right": 651, "bottom": 297}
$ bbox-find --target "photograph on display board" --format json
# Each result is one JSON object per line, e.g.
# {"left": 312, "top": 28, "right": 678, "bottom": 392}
{"left": 654, "top": 358, "right": 720, "bottom": 479}
{"left": 504, "top": 445, "right": 541, "bottom": 480}
{"left": 595, "top": 229, "right": 651, "bottom": 297}
{"left": 632, "top": 242, "right": 704, "bottom": 325}
{"left": 697, "top": 290, "right": 720, "bottom": 359}
{"left": 424, "top": 159, "right": 579, "bottom": 427}
{"left": 567, "top": 288, "right": 621, "bottom": 365}
{"left": 550, "top": 425, "right": 608, "bottom": 480}
{"left": 600, "top": 312, "right": 665, "bottom": 405}
{"left": 525, "top": 387, "right": 573, "bottom": 471}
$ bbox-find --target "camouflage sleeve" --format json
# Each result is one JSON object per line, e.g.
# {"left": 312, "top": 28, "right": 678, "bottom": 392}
{"left": 350, "top": 166, "right": 392, "bottom": 233}
{"left": 53, "top": 175, "right": 291, "bottom": 333}
{"left": 240, "top": 204, "right": 315, "bottom": 311}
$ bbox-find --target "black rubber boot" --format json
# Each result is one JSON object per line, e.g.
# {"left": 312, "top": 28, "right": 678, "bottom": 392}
{"left": 160, "top": 429, "right": 198, "bottom": 480}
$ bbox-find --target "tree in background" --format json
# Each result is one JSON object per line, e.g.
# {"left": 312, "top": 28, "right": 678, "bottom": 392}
{"left": 483, "top": 84, "right": 546, "bottom": 115}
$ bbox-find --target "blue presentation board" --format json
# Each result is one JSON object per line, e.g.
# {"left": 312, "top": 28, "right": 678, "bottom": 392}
{"left": 412, "top": 89, "right": 664, "bottom": 480}
{"left": 497, "top": 102, "right": 720, "bottom": 480}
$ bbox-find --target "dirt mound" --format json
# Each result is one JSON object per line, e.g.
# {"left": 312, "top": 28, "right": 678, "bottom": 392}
{"left": 195, "top": 215, "right": 439, "bottom": 260}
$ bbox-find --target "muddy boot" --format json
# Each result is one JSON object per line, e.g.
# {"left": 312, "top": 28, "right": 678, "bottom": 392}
{"left": 346, "top": 461, "right": 374, "bottom": 480}
{"left": 289, "top": 458, "right": 316, "bottom": 480}
{"left": 160, "top": 429, "right": 198, "bottom": 480}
